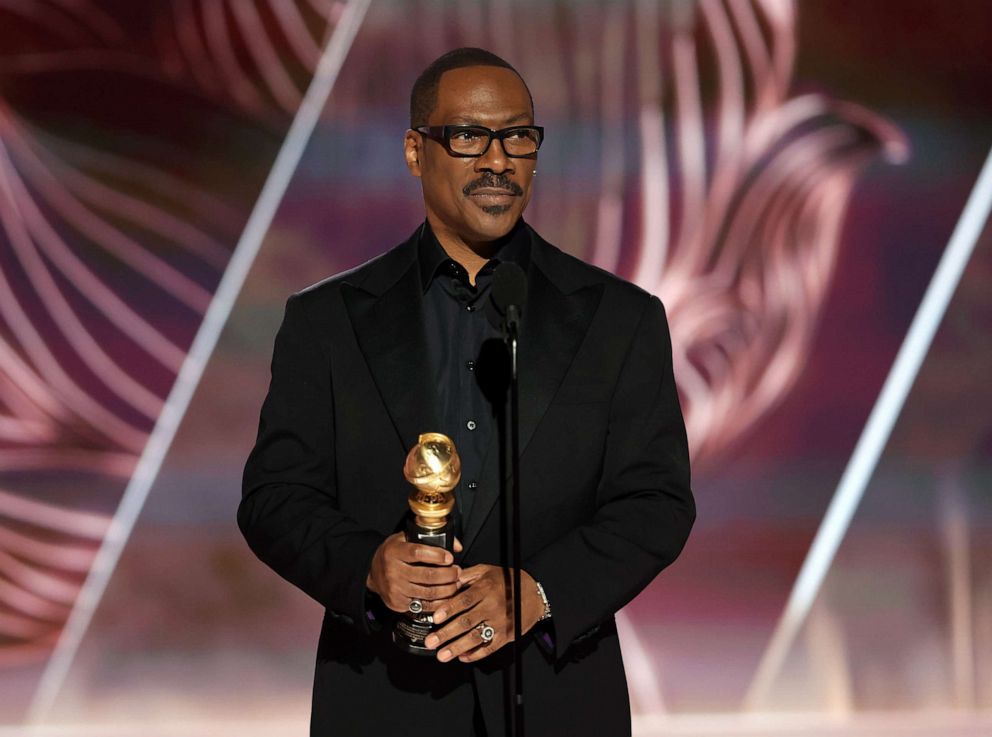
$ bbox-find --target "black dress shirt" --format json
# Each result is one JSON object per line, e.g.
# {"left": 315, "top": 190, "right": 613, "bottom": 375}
{"left": 418, "top": 219, "right": 530, "bottom": 527}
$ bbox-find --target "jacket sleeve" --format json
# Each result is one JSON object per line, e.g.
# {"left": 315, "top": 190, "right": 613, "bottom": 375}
{"left": 524, "top": 295, "right": 695, "bottom": 658}
{"left": 238, "top": 294, "right": 385, "bottom": 632}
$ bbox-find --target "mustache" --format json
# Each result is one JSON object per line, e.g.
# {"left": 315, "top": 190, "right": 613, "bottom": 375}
{"left": 462, "top": 174, "right": 523, "bottom": 197}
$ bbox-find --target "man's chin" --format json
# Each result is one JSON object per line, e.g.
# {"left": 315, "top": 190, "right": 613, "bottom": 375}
{"left": 480, "top": 203, "right": 513, "bottom": 216}
{"left": 463, "top": 206, "right": 522, "bottom": 241}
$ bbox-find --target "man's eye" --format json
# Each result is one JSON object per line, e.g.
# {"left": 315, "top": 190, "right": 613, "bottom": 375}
{"left": 451, "top": 130, "right": 484, "bottom": 140}
{"left": 506, "top": 130, "right": 538, "bottom": 144}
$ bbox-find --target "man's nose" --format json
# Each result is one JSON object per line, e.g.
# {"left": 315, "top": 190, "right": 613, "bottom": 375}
{"left": 475, "top": 136, "right": 513, "bottom": 174}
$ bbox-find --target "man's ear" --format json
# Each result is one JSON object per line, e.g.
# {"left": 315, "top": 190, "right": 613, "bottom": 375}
{"left": 404, "top": 130, "right": 423, "bottom": 177}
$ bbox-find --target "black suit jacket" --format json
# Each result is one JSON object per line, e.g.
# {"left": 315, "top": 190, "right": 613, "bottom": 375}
{"left": 239, "top": 224, "right": 695, "bottom": 736}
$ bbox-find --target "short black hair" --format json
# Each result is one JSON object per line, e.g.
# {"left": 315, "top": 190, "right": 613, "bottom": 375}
{"left": 409, "top": 47, "right": 533, "bottom": 128}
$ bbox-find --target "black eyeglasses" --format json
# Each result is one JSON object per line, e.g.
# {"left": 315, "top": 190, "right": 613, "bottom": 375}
{"left": 415, "top": 125, "right": 544, "bottom": 158}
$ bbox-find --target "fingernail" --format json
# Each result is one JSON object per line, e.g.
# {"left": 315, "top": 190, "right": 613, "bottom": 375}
{"left": 438, "top": 649, "right": 451, "bottom": 662}
{"left": 444, "top": 553, "right": 453, "bottom": 564}
{"left": 425, "top": 635, "right": 438, "bottom": 649}
{"left": 434, "top": 610, "right": 447, "bottom": 623}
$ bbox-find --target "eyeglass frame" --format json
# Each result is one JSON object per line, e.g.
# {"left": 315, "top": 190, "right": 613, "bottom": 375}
{"left": 414, "top": 124, "right": 545, "bottom": 159}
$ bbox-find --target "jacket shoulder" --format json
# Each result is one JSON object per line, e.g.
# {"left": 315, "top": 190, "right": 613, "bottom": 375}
{"left": 287, "top": 228, "right": 421, "bottom": 309}
{"left": 532, "top": 231, "right": 659, "bottom": 315}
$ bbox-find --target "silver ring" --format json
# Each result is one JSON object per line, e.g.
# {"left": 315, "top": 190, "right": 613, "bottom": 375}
{"left": 476, "top": 622, "right": 495, "bottom": 643}
{"left": 408, "top": 599, "right": 424, "bottom": 615}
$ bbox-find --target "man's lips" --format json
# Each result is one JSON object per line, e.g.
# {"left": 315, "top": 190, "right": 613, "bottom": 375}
{"left": 468, "top": 188, "right": 517, "bottom": 199}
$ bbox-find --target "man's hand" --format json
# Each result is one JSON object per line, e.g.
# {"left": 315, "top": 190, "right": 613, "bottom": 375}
{"left": 366, "top": 533, "right": 463, "bottom": 613}
{"left": 424, "top": 565, "right": 544, "bottom": 663}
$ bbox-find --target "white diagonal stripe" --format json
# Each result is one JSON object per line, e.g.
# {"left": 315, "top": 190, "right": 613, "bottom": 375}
{"left": 27, "top": 0, "right": 372, "bottom": 720}
{"left": 745, "top": 143, "right": 992, "bottom": 709}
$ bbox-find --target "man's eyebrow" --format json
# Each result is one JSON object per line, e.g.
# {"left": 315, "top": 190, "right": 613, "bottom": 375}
{"left": 447, "top": 112, "right": 533, "bottom": 126}
{"left": 502, "top": 112, "right": 532, "bottom": 124}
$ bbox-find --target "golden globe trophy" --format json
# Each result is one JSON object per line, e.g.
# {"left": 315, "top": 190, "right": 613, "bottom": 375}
{"left": 393, "top": 432, "right": 461, "bottom": 655}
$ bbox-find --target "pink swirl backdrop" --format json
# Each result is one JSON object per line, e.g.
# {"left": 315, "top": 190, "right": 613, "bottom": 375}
{"left": 0, "top": 1, "right": 990, "bottom": 734}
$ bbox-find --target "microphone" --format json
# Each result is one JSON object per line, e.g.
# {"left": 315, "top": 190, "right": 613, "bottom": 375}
{"left": 489, "top": 262, "right": 527, "bottom": 335}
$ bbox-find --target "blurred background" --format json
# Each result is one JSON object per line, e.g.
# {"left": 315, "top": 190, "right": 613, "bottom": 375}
{"left": 0, "top": 1, "right": 990, "bottom": 735}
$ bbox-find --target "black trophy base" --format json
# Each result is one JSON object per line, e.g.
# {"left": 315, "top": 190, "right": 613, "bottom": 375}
{"left": 392, "top": 615, "right": 437, "bottom": 656}
{"left": 392, "top": 516, "right": 455, "bottom": 655}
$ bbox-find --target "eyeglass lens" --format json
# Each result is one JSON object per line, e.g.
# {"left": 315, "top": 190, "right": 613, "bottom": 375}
{"left": 448, "top": 127, "right": 541, "bottom": 156}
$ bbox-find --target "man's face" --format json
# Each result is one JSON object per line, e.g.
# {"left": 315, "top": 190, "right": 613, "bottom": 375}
{"left": 405, "top": 65, "right": 536, "bottom": 246}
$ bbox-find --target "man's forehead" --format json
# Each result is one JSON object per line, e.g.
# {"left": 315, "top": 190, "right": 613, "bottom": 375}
{"left": 432, "top": 65, "right": 533, "bottom": 123}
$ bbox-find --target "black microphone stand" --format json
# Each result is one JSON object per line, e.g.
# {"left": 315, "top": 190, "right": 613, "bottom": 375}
{"left": 505, "top": 304, "right": 524, "bottom": 737}
{"left": 491, "top": 261, "right": 527, "bottom": 737}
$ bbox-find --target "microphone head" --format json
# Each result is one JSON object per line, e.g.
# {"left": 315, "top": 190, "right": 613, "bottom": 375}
{"left": 492, "top": 262, "right": 528, "bottom": 315}
{"left": 486, "top": 262, "right": 527, "bottom": 333}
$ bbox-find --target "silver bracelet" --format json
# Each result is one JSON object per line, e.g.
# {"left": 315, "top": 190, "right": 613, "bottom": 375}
{"left": 535, "top": 580, "right": 552, "bottom": 621}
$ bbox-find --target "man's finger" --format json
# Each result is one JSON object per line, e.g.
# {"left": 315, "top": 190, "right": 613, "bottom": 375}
{"left": 384, "top": 586, "right": 460, "bottom": 614}
{"left": 456, "top": 564, "right": 487, "bottom": 586}
{"left": 438, "top": 626, "right": 501, "bottom": 663}
{"left": 404, "top": 563, "right": 461, "bottom": 585}
{"left": 425, "top": 605, "right": 483, "bottom": 653}
{"left": 398, "top": 582, "right": 461, "bottom": 603}
{"left": 457, "top": 636, "right": 503, "bottom": 663}
{"left": 431, "top": 582, "right": 488, "bottom": 626}
{"left": 399, "top": 542, "right": 454, "bottom": 566}
{"left": 453, "top": 537, "right": 463, "bottom": 553}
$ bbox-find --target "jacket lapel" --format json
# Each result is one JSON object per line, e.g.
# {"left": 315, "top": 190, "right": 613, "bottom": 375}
{"left": 461, "top": 232, "right": 604, "bottom": 554}
{"left": 341, "top": 231, "right": 440, "bottom": 454}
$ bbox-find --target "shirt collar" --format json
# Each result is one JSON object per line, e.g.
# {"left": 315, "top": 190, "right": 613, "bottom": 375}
{"left": 417, "top": 218, "right": 531, "bottom": 292}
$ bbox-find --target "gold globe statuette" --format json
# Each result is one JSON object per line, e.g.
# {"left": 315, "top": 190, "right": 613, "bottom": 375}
{"left": 394, "top": 432, "right": 461, "bottom": 656}
{"left": 403, "top": 432, "right": 461, "bottom": 530}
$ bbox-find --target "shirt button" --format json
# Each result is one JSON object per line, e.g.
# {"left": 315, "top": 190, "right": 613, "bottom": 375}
{"left": 466, "top": 360, "right": 476, "bottom": 371}
{"left": 466, "top": 305, "right": 475, "bottom": 312}
{"left": 466, "top": 420, "right": 477, "bottom": 431}
{"left": 467, "top": 481, "right": 478, "bottom": 490}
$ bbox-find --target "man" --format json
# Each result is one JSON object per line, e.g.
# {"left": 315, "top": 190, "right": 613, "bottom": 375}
{"left": 239, "top": 47, "right": 694, "bottom": 736}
